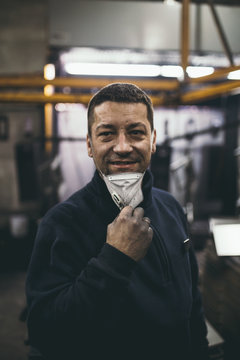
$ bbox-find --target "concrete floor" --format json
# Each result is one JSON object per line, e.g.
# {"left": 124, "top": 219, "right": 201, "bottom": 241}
{"left": 0, "top": 271, "right": 29, "bottom": 360}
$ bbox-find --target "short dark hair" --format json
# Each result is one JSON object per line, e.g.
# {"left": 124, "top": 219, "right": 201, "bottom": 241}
{"left": 87, "top": 83, "right": 154, "bottom": 136}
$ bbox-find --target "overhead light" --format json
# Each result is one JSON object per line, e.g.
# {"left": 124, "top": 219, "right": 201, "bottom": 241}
{"left": 65, "top": 63, "right": 162, "bottom": 77}
{"left": 160, "top": 65, "right": 183, "bottom": 78}
{"left": 164, "top": 0, "right": 178, "bottom": 6}
{"left": 160, "top": 65, "right": 214, "bottom": 79}
{"left": 228, "top": 70, "right": 240, "bottom": 80}
{"left": 44, "top": 85, "right": 54, "bottom": 96}
{"left": 44, "top": 64, "right": 55, "bottom": 80}
{"left": 64, "top": 62, "right": 216, "bottom": 80}
{"left": 187, "top": 66, "right": 214, "bottom": 78}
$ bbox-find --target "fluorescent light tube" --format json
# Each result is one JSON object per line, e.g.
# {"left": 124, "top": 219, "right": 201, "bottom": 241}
{"left": 187, "top": 66, "right": 214, "bottom": 78}
{"left": 44, "top": 64, "right": 55, "bottom": 80}
{"left": 160, "top": 65, "right": 183, "bottom": 78}
{"left": 64, "top": 62, "right": 215, "bottom": 79}
{"left": 65, "top": 63, "right": 161, "bottom": 77}
{"left": 228, "top": 70, "right": 240, "bottom": 80}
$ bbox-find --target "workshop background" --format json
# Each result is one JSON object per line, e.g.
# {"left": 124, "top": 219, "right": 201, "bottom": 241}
{"left": 0, "top": 1, "right": 240, "bottom": 359}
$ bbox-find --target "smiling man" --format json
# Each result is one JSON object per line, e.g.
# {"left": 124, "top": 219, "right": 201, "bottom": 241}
{"left": 26, "top": 83, "right": 209, "bottom": 360}
{"left": 87, "top": 101, "right": 155, "bottom": 174}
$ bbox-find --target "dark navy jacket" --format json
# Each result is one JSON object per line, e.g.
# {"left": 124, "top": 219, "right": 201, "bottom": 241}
{"left": 26, "top": 170, "right": 209, "bottom": 360}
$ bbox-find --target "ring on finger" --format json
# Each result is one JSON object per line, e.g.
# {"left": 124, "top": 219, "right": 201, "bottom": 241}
{"left": 143, "top": 217, "right": 151, "bottom": 226}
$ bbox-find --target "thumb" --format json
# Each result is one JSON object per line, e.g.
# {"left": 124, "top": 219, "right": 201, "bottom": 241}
{"left": 118, "top": 205, "right": 133, "bottom": 218}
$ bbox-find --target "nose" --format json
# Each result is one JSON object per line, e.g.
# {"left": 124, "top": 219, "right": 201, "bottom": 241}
{"left": 113, "top": 133, "right": 132, "bottom": 154}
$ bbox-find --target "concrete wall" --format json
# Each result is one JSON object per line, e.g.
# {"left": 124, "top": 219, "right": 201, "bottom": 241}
{"left": 49, "top": 0, "right": 240, "bottom": 54}
{"left": 0, "top": 0, "right": 48, "bottom": 74}
{"left": 0, "top": 0, "right": 48, "bottom": 227}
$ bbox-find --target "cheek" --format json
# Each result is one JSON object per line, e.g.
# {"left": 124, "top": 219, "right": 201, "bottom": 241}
{"left": 93, "top": 143, "right": 110, "bottom": 159}
{"left": 141, "top": 142, "right": 153, "bottom": 156}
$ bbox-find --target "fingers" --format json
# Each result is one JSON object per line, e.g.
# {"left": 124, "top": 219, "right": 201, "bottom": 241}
{"left": 147, "top": 226, "right": 153, "bottom": 239}
{"left": 133, "top": 207, "right": 144, "bottom": 221}
{"left": 142, "top": 217, "right": 151, "bottom": 226}
{"left": 118, "top": 206, "right": 134, "bottom": 218}
{"left": 118, "top": 206, "right": 144, "bottom": 220}
{"left": 108, "top": 205, "right": 153, "bottom": 262}
{"left": 118, "top": 206, "right": 151, "bottom": 229}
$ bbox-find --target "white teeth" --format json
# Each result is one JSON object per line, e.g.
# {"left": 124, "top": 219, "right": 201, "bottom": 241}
{"left": 112, "top": 161, "right": 133, "bottom": 164}
{"left": 114, "top": 162, "right": 131, "bottom": 165}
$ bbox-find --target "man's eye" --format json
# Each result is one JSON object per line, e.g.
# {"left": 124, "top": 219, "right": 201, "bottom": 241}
{"left": 98, "top": 131, "right": 114, "bottom": 140}
{"left": 99, "top": 131, "right": 113, "bottom": 136}
{"left": 130, "top": 130, "right": 144, "bottom": 136}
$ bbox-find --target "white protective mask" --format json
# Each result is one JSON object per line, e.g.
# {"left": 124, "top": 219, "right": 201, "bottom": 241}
{"left": 101, "top": 172, "right": 145, "bottom": 210}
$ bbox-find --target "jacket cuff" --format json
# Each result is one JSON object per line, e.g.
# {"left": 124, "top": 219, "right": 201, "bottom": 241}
{"left": 97, "top": 243, "right": 136, "bottom": 278}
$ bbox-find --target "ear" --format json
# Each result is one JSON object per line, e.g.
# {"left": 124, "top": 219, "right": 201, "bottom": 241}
{"left": 86, "top": 134, "right": 93, "bottom": 158}
{"left": 151, "top": 129, "right": 157, "bottom": 154}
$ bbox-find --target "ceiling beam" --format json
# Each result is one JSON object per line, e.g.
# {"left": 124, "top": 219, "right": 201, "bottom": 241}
{"left": 0, "top": 76, "right": 179, "bottom": 91}
{"left": 181, "top": 80, "right": 240, "bottom": 103}
{"left": 0, "top": 92, "right": 165, "bottom": 106}
{"left": 181, "top": 0, "right": 191, "bottom": 80}
{"left": 207, "top": 0, "right": 234, "bottom": 66}
{"left": 189, "top": 64, "right": 240, "bottom": 84}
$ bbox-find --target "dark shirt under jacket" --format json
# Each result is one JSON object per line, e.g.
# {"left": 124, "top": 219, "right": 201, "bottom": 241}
{"left": 26, "top": 170, "right": 209, "bottom": 360}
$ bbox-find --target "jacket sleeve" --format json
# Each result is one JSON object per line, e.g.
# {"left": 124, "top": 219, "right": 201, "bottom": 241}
{"left": 26, "top": 214, "right": 136, "bottom": 359}
{"left": 189, "top": 246, "right": 210, "bottom": 360}
{"left": 175, "top": 200, "right": 209, "bottom": 360}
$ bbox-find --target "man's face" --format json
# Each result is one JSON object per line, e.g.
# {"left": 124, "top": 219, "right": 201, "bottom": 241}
{"left": 87, "top": 101, "right": 156, "bottom": 175}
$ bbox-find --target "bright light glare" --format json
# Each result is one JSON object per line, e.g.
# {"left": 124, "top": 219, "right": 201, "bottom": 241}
{"left": 187, "top": 66, "right": 214, "bottom": 78}
{"left": 44, "top": 85, "right": 54, "bottom": 96}
{"left": 64, "top": 62, "right": 215, "bottom": 79}
{"left": 65, "top": 63, "right": 161, "bottom": 77}
{"left": 44, "top": 64, "right": 55, "bottom": 80}
{"left": 212, "top": 224, "right": 240, "bottom": 256}
{"left": 228, "top": 70, "right": 240, "bottom": 80}
{"left": 164, "top": 0, "right": 178, "bottom": 6}
{"left": 160, "top": 65, "right": 183, "bottom": 78}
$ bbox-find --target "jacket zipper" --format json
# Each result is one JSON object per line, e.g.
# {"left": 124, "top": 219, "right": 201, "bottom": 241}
{"left": 150, "top": 222, "right": 171, "bottom": 282}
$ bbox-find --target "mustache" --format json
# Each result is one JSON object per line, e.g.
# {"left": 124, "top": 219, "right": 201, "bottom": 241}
{"left": 107, "top": 150, "right": 144, "bottom": 162}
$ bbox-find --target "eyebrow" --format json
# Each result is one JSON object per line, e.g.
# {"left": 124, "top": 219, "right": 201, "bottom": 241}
{"left": 127, "top": 122, "right": 147, "bottom": 131}
{"left": 95, "top": 122, "right": 147, "bottom": 132}
{"left": 95, "top": 124, "right": 115, "bottom": 132}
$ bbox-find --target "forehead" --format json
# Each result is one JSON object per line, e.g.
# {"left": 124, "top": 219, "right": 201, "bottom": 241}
{"left": 93, "top": 101, "right": 148, "bottom": 127}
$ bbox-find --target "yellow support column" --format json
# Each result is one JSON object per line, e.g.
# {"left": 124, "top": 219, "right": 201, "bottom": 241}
{"left": 43, "top": 64, "right": 55, "bottom": 154}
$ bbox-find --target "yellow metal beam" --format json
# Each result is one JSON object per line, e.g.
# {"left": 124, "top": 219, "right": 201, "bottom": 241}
{"left": 0, "top": 76, "right": 179, "bottom": 91}
{"left": 0, "top": 92, "right": 165, "bottom": 107}
{"left": 181, "top": 80, "right": 240, "bottom": 104}
{"left": 0, "top": 70, "right": 239, "bottom": 107}
{"left": 189, "top": 65, "right": 240, "bottom": 84}
{"left": 0, "top": 93, "right": 92, "bottom": 104}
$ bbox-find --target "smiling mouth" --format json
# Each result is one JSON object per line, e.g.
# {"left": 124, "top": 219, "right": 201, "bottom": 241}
{"left": 110, "top": 161, "right": 136, "bottom": 165}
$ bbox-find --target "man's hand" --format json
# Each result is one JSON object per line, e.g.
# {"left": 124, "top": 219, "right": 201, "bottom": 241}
{"left": 106, "top": 206, "right": 153, "bottom": 262}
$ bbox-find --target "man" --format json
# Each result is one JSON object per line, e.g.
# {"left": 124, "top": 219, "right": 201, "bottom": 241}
{"left": 26, "top": 83, "right": 209, "bottom": 360}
